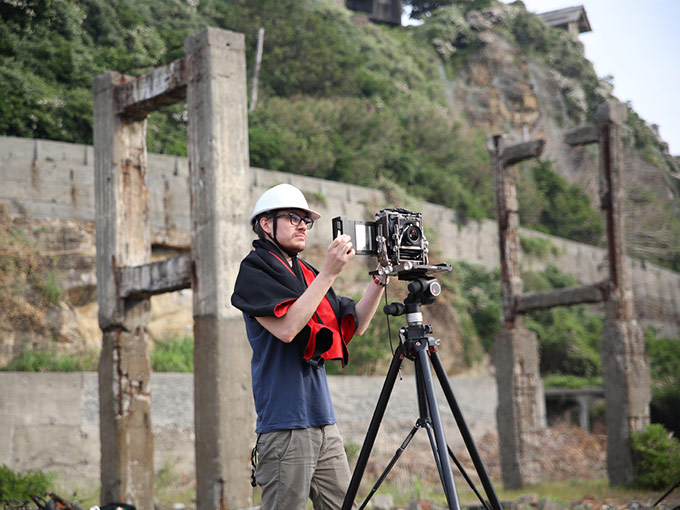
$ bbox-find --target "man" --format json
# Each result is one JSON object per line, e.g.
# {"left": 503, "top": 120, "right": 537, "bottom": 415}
{"left": 231, "top": 183, "right": 388, "bottom": 509}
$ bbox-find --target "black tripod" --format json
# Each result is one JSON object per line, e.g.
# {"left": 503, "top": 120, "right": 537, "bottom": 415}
{"left": 342, "top": 277, "right": 504, "bottom": 510}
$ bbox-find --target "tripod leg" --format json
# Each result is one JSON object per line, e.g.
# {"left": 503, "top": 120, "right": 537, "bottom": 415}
{"left": 415, "top": 345, "right": 460, "bottom": 510}
{"left": 430, "top": 351, "right": 503, "bottom": 510}
{"left": 358, "top": 421, "right": 423, "bottom": 510}
{"left": 342, "top": 346, "right": 404, "bottom": 510}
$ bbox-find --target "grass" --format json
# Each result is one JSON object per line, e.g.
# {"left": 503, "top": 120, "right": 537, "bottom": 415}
{"left": 151, "top": 336, "right": 194, "bottom": 372}
{"left": 8, "top": 468, "right": 669, "bottom": 509}
{"left": 1, "top": 349, "right": 99, "bottom": 371}
{"left": 352, "top": 478, "right": 667, "bottom": 508}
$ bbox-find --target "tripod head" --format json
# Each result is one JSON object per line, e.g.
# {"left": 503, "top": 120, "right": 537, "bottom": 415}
{"left": 384, "top": 277, "right": 442, "bottom": 325}
{"left": 384, "top": 277, "right": 442, "bottom": 315}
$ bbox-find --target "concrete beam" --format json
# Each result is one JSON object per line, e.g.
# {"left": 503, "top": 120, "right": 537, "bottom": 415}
{"left": 113, "top": 59, "right": 187, "bottom": 120}
{"left": 515, "top": 281, "right": 608, "bottom": 313}
{"left": 117, "top": 253, "right": 192, "bottom": 298}
{"left": 502, "top": 139, "right": 545, "bottom": 166}
{"left": 564, "top": 125, "right": 598, "bottom": 146}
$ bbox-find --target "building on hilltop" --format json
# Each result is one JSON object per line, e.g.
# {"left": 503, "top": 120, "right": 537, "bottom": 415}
{"left": 345, "top": 0, "right": 402, "bottom": 25}
{"left": 537, "top": 5, "right": 592, "bottom": 37}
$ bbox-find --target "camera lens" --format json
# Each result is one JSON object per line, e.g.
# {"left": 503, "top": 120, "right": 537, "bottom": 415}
{"left": 402, "top": 224, "right": 422, "bottom": 245}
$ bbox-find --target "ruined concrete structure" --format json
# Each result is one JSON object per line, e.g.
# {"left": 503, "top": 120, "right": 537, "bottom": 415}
{"left": 93, "top": 28, "right": 254, "bottom": 510}
{"left": 490, "top": 102, "right": 651, "bottom": 489}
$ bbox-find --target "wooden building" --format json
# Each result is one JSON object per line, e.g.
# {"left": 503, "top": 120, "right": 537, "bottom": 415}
{"left": 537, "top": 5, "right": 592, "bottom": 37}
{"left": 345, "top": 0, "right": 402, "bottom": 25}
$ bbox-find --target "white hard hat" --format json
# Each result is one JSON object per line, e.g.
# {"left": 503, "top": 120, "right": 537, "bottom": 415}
{"left": 249, "top": 183, "right": 321, "bottom": 224}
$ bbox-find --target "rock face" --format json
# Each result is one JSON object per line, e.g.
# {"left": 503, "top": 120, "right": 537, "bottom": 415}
{"left": 442, "top": 5, "right": 679, "bottom": 267}
{"left": 0, "top": 214, "right": 192, "bottom": 365}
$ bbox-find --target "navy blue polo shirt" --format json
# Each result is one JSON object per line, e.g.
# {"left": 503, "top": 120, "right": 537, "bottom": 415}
{"left": 244, "top": 313, "right": 336, "bottom": 434}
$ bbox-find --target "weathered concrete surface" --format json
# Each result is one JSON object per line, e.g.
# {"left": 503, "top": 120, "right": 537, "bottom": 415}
{"left": 93, "top": 70, "right": 155, "bottom": 509}
{"left": 493, "top": 327, "right": 543, "bottom": 489}
{"left": 600, "top": 318, "right": 650, "bottom": 485}
{"left": 489, "top": 134, "right": 544, "bottom": 489}
{"left": 0, "top": 372, "right": 498, "bottom": 491}
{"left": 184, "top": 27, "right": 255, "bottom": 510}
{"left": 595, "top": 102, "right": 651, "bottom": 486}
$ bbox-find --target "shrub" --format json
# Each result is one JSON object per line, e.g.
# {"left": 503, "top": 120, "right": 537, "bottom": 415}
{"left": 631, "top": 424, "right": 680, "bottom": 491}
{"left": 0, "top": 465, "right": 53, "bottom": 500}
{"left": 442, "top": 261, "right": 502, "bottom": 355}
{"left": 519, "top": 235, "right": 563, "bottom": 260}
{"left": 519, "top": 160, "right": 602, "bottom": 245}
{"left": 522, "top": 265, "right": 602, "bottom": 376}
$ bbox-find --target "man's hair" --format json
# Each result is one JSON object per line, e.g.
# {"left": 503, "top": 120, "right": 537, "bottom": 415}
{"left": 252, "top": 211, "right": 275, "bottom": 239}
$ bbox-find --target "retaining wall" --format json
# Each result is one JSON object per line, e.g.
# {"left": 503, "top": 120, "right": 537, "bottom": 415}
{"left": 0, "top": 372, "right": 498, "bottom": 489}
{"left": 1, "top": 136, "right": 677, "bottom": 335}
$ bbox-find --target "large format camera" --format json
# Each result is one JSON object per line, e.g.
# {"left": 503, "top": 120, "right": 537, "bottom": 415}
{"left": 332, "top": 208, "right": 449, "bottom": 279}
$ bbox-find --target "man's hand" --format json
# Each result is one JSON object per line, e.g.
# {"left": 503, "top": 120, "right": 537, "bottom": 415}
{"left": 321, "top": 234, "right": 355, "bottom": 278}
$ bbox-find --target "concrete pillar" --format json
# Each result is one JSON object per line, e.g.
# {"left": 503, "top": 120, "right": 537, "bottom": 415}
{"left": 596, "top": 102, "right": 651, "bottom": 486}
{"left": 185, "top": 28, "right": 255, "bottom": 509}
{"left": 489, "top": 135, "right": 543, "bottom": 488}
{"left": 575, "top": 395, "right": 590, "bottom": 431}
{"left": 93, "top": 72, "right": 154, "bottom": 509}
{"left": 494, "top": 327, "right": 543, "bottom": 488}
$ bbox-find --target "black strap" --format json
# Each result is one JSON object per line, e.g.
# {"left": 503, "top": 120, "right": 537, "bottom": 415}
{"left": 250, "top": 435, "right": 260, "bottom": 487}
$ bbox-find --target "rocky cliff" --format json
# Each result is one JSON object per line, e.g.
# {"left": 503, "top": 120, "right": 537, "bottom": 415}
{"left": 437, "top": 4, "right": 680, "bottom": 266}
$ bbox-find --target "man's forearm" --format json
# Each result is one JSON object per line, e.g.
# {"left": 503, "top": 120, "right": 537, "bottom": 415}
{"left": 255, "top": 271, "right": 336, "bottom": 342}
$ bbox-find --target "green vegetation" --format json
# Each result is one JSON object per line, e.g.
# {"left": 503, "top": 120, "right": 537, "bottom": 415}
{"left": 518, "top": 160, "right": 602, "bottom": 246}
{"left": 505, "top": 4, "right": 600, "bottom": 122}
{"left": 151, "top": 336, "right": 194, "bottom": 372}
{"left": 0, "top": 349, "right": 99, "bottom": 371}
{"left": 42, "top": 271, "right": 63, "bottom": 305}
{"left": 631, "top": 424, "right": 680, "bottom": 490}
{"left": 523, "top": 267, "right": 603, "bottom": 377}
{"left": 542, "top": 374, "right": 602, "bottom": 389}
{"left": 440, "top": 261, "right": 606, "bottom": 378}
{"left": 1, "top": 0, "right": 679, "bottom": 388}
{"left": 0, "top": 465, "right": 53, "bottom": 501}
{"left": 5, "top": 0, "right": 673, "bottom": 247}
{"left": 326, "top": 291, "right": 395, "bottom": 375}
{"left": 0, "top": 210, "right": 59, "bottom": 334}
{"left": 442, "top": 261, "right": 502, "bottom": 355}
{"left": 519, "top": 235, "right": 563, "bottom": 260}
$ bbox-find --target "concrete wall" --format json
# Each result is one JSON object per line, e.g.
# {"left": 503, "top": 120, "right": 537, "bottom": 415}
{"left": 0, "top": 372, "right": 497, "bottom": 489}
{"left": 1, "top": 135, "right": 677, "bottom": 335}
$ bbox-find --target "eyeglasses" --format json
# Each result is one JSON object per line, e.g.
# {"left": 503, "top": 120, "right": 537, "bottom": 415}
{"left": 275, "top": 212, "right": 314, "bottom": 230}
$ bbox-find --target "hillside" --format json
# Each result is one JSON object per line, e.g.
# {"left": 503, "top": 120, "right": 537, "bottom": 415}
{"left": 1, "top": 0, "right": 679, "bottom": 269}
{"left": 2, "top": 0, "right": 680, "bottom": 381}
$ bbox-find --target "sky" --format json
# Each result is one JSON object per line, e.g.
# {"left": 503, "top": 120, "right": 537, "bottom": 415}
{"left": 407, "top": 1, "right": 680, "bottom": 155}
{"left": 509, "top": 0, "right": 680, "bottom": 156}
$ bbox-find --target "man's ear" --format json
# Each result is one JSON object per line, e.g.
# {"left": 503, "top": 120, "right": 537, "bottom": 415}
{"left": 260, "top": 216, "right": 272, "bottom": 236}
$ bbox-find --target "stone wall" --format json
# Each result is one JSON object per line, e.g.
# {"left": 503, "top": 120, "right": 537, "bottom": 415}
{"left": 0, "top": 372, "right": 498, "bottom": 490}
{"left": 1, "top": 135, "right": 677, "bottom": 336}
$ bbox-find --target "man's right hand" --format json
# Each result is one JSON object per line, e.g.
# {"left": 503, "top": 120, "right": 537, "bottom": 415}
{"left": 321, "top": 234, "right": 355, "bottom": 278}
